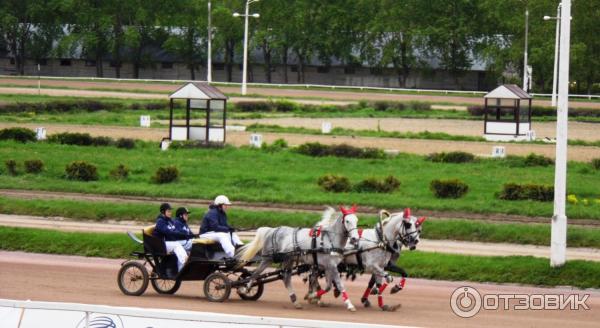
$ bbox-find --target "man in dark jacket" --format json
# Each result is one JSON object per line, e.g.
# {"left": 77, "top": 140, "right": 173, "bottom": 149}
{"left": 153, "top": 203, "right": 191, "bottom": 272}
{"left": 199, "top": 195, "right": 243, "bottom": 257}
{"left": 174, "top": 207, "right": 196, "bottom": 240}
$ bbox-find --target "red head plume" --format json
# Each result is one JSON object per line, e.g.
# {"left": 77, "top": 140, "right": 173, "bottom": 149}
{"left": 403, "top": 208, "right": 411, "bottom": 218}
{"left": 416, "top": 217, "right": 426, "bottom": 227}
{"left": 340, "top": 204, "right": 357, "bottom": 216}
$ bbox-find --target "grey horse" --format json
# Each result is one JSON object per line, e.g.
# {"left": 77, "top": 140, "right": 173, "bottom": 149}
{"left": 237, "top": 206, "right": 360, "bottom": 311}
{"left": 350, "top": 208, "right": 425, "bottom": 311}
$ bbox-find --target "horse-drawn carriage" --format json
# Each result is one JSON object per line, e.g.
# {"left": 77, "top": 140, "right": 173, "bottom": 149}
{"left": 117, "top": 206, "right": 424, "bottom": 311}
{"left": 117, "top": 225, "right": 310, "bottom": 302}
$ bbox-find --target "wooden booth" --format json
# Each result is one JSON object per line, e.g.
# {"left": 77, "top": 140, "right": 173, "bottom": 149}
{"left": 483, "top": 84, "right": 534, "bottom": 141}
{"left": 167, "top": 82, "right": 228, "bottom": 144}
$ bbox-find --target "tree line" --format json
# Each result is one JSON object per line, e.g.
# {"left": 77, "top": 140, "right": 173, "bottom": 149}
{"left": 0, "top": 0, "right": 598, "bottom": 93}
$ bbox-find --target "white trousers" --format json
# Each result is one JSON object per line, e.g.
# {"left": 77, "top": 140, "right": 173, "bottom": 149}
{"left": 199, "top": 232, "right": 243, "bottom": 257}
{"left": 165, "top": 241, "right": 188, "bottom": 271}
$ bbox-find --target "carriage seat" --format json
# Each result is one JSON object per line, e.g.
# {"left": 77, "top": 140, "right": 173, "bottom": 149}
{"left": 192, "top": 238, "right": 218, "bottom": 245}
{"left": 142, "top": 225, "right": 169, "bottom": 256}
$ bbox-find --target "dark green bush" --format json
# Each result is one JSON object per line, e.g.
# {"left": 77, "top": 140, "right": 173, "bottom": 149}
{"left": 48, "top": 132, "right": 94, "bottom": 146}
{"left": 592, "top": 158, "right": 600, "bottom": 170}
{"left": 65, "top": 161, "right": 98, "bottom": 181}
{"left": 296, "top": 142, "right": 385, "bottom": 159}
{"left": 274, "top": 101, "right": 297, "bottom": 112}
{"left": 354, "top": 176, "right": 401, "bottom": 193}
{"left": 0, "top": 127, "right": 36, "bottom": 143}
{"left": 91, "top": 136, "right": 114, "bottom": 146}
{"left": 116, "top": 138, "right": 135, "bottom": 149}
{"left": 261, "top": 138, "right": 288, "bottom": 152}
{"left": 498, "top": 183, "right": 554, "bottom": 202}
{"left": 152, "top": 166, "right": 179, "bottom": 184}
{"left": 0, "top": 100, "right": 119, "bottom": 114}
{"left": 409, "top": 101, "right": 432, "bottom": 111}
{"left": 24, "top": 159, "right": 44, "bottom": 174}
{"left": 235, "top": 101, "right": 272, "bottom": 112}
{"left": 109, "top": 164, "right": 129, "bottom": 180}
{"left": 317, "top": 174, "right": 352, "bottom": 192}
{"left": 426, "top": 151, "right": 475, "bottom": 163}
{"left": 523, "top": 153, "right": 554, "bottom": 167}
{"left": 5, "top": 160, "right": 18, "bottom": 176}
{"left": 430, "top": 179, "right": 469, "bottom": 198}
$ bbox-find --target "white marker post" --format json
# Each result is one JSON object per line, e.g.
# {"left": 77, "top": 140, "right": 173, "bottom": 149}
{"left": 551, "top": 0, "right": 571, "bottom": 268}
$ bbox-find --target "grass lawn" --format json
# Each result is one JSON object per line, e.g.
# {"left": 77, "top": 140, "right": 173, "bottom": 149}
{"left": 1, "top": 141, "right": 600, "bottom": 220}
{"left": 2, "top": 196, "right": 600, "bottom": 248}
{"left": 2, "top": 225, "right": 600, "bottom": 289}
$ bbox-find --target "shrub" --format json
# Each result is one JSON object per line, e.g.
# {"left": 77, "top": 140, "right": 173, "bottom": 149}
{"left": 409, "top": 101, "right": 432, "bottom": 111}
{"left": 5, "top": 160, "right": 18, "bottom": 176}
{"left": 296, "top": 142, "right": 386, "bottom": 159}
{"left": 116, "top": 138, "right": 136, "bottom": 149}
{"left": 109, "top": 164, "right": 129, "bottom": 180}
{"left": 467, "top": 106, "right": 485, "bottom": 116}
{"left": 235, "top": 101, "right": 272, "bottom": 112}
{"left": 430, "top": 179, "right": 469, "bottom": 198}
{"left": 523, "top": 153, "right": 554, "bottom": 167}
{"left": 498, "top": 183, "right": 554, "bottom": 202}
{"left": 591, "top": 158, "right": 600, "bottom": 170}
{"left": 354, "top": 176, "right": 401, "bottom": 193}
{"left": 262, "top": 138, "right": 288, "bottom": 152}
{"left": 65, "top": 161, "right": 98, "bottom": 181}
{"left": 91, "top": 136, "right": 114, "bottom": 146}
{"left": 24, "top": 159, "right": 44, "bottom": 174}
{"left": 0, "top": 127, "right": 36, "bottom": 143}
{"left": 426, "top": 151, "right": 475, "bottom": 163}
{"left": 317, "top": 174, "right": 352, "bottom": 193}
{"left": 152, "top": 166, "right": 179, "bottom": 184}
{"left": 274, "top": 101, "right": 297, "bottom": 112}
{"left": 48, "top": 132, "right": 94, "bottom": 146}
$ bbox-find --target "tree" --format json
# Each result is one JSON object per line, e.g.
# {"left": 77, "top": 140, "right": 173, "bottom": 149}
{"left": 212, "top": 1, "right": 243, "bottom": 82}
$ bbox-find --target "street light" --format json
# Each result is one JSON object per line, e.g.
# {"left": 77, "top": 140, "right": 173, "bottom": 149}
{"left": 551, "top": 0, "right": 572, "bottom": 268}
{"left": 207, "top": 0, "right": 213, "bottom": 83}
{"left": 523, "top": 7, "right": 529, "bottom": 92}
{"left": 233, "top": 0, "right": 260, "bottom": 96}
{"left": 544, "top": 3, "right": 562, "bottom": 107}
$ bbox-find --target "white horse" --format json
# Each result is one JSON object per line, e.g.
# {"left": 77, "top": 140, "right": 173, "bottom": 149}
{"left": 237, "top": 205, "right": 360, "bottom": 311}
{"left": 350, "top": 208, "right": 424, "bottom": 311}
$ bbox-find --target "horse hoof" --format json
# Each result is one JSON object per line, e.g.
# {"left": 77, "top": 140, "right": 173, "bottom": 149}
{"left": 348, "top": 305, "right": 357, "bottom": 312}
{"left": 390, "top": 286, "right": 402, "bottom": 294}
{"left": 309, "top": 298, "right": 319, "bottom": 305}
{"left": 317, "top": 300, "right": 329, "bottom": 307}
{"left": 333, "top": 290, "right": 340, "bottom": 298}
{"left": 381, "top": 304, "right": 401, "bottom": 312}
{"left": 294, "top": 302, "right": 303, "bottom": 309}
{"left": 361, "top": 298, "right": 371, "bottom": 308}
{"left": 303, "top": 293, "right": 310, "bottom": 300}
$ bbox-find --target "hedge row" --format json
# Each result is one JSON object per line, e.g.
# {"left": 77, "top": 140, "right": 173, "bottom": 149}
{"left": 0, "top": 127, "right": 36, "bottom": 143}
{"left": 317, "top": 174, "right": 400, "bottom": 193}
{"left": 0, "top": 100, "right": 169, "bottom": 114}
{"left": 499, "top": 183, "right": 554, "bottom": 202}
{"left": 234, "top": 100, "right": 431, "bottom": 113}
{"left": 48, "top": 133, "right": 135, "bottom": 149}
{"left": 426, "top": 151, "right": 475, "bottom": 163}
{"left": 467, "top": 105, "right": 600, "bottom": 118}
{"left": 296, "top": 142, "right": 385, "bottom": 159}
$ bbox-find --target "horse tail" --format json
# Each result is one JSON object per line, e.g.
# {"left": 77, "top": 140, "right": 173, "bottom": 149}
{"left": 237, "top": 227, "right": 270, "bottom": 262}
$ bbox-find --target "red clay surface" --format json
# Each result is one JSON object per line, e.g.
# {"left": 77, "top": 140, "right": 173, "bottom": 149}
{"left": 1, "top": 251, "right": 598, "bottom": 328}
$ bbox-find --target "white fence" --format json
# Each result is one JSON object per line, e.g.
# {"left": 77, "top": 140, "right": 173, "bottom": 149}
{"left": 3, "top": 74, "right": 599, "bottom": 100}
{"left": 0, "top": 299, "right": 415, "bottom": 328}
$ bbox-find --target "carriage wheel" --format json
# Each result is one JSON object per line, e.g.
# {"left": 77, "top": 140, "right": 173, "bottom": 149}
{"left": 204, "top": 272, "right": 231, "bottom": 302}
{"left": 117, "top": 261, "right": 149, "bottom": 296}
{"left": 236, "top": 273, "right": 264, "bottom": 301}
{"left": 151, "top": 277, "right": 181, "bottom": 295}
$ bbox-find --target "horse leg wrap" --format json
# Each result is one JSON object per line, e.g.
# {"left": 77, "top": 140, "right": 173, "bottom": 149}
{"left": 378, "top": 283, "right": 388, "bottom": 294}
{"left": 362, "top": 287, "right": 371, "bottom": 299}
{"left": 316, "top": 289, "right": 328, "bottom": 298}
{"left": 341, "top": 290, "right": 349, "bottom": 302}
{"left": 290, "top": 293, "right": 297, "bottom": 303}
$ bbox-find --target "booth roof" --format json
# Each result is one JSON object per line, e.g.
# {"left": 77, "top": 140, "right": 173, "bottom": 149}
{"left": 484, "top": 84, "right": 532, "bottom": 100}
{"left": 169, "top": 82, "right": 228, "bottom": 100}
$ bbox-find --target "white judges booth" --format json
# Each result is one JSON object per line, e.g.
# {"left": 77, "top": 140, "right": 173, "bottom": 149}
{"left": 483, "top": 84, "right": 534, "bottom": 141}
{"left": 168, "top": 82, "right": 228, "bottom": 144}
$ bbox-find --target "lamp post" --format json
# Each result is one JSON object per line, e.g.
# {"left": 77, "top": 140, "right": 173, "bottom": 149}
{"left": 551, "top": 0, "right": 572, "bottom": 268}
{"left": 544, "top": 3, "right": 562, "bottom": 107}
{"left": 207, "top": 0, "right": 212, "bottom": 83}
{"left": 233, "top": 0, "right": 260, "bottom": 96}
{"left": 523, "top": 7, "right": 529, "bottom": 91}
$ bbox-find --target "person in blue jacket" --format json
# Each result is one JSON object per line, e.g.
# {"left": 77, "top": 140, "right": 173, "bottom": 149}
{"left": 174, "top": 207, "right": 196, "bottom": 251}
{"left": 153, "top": 203, "right": 192, "bottom": 272}
{"left": 199, "top": 195, "right": 243, "bottom": 257}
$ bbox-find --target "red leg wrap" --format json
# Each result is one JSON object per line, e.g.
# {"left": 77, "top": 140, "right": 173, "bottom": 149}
{"left": 362, "top": 287, "right": 371, "bottom": 299}
{"left": 378, "top": 283, "right": 388, "bottom": 294}
{"left": 400, "top": 278, "right": 406, "bottom": 288}
{"left": 341, "top": 290, "right": 349, "bottom": 302}
{"left": 378, "top": 295, "right": 384, "bottom": 307}
{"left": 316, "top": 289, "right": 328, "bottom": 298}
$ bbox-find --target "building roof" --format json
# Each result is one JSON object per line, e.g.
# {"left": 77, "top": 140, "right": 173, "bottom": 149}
{"left": 169, "top": 82, "right": 228, "bottom": 100}
{"left": 484, "top": 84, "right": 532, "bottom": 99}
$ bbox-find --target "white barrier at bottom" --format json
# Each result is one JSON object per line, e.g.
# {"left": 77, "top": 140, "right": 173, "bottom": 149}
{"left": 0, "top": 299, "right": 417, "bottom": 328}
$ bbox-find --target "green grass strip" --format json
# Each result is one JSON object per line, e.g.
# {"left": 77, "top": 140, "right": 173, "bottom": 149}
{"left": 2, "top": 226, "right": 600, "bottom": 289}
{"left": 3, "top": 197, "right": 600, "bottom": 248}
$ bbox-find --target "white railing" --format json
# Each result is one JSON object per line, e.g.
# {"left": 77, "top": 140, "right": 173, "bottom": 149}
{"left": 2, "top": 74, "right": 599, "bottom": 100}
{"left": 0, "top": 299, "right": 413, "bottom": 328}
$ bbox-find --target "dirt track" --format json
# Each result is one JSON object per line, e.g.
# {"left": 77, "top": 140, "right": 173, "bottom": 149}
{"left": 2, "top": 122, "right": 600, "bottom": 161}
{"left": 1, "top": 251, "right": 598, "bottom": 328}
{"left": 1, "top": 77, "right": 599, "bottom": 109}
